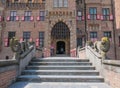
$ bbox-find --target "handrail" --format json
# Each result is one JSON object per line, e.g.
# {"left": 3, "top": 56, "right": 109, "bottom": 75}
{"left": 0, "top": 60, "right": 17, "bottom": 67}
{"left": 86, "top": 46, "right": 102, "bottom": 59}
{"left": 79, "top": 47, "right": 85, "bottom": 51}
{"left": 0, "top": 45, "right": 35, "bottom": 67}
{"left": 86, "top": 45, "right": 120, "bottom": 67}
{"left": 103, "top": 60, "right": 120, "bottom": 67}
{"left": 77, "top": 46, "right": 86, "bottom": 58}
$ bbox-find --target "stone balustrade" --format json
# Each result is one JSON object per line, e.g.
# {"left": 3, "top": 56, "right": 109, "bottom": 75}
{"left": 0, "top": 44, "right": 36, "bottom": 88}
{"left": 78, "top": 45, "right": 120, "bottom": 88}
{"left": 6, "top": 3, "right": 45, "bottom": 9}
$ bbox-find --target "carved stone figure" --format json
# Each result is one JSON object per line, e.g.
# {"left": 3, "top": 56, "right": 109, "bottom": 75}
{"left": 10, "top": 37, "right": 21, "bottom": 59}
{"left": 94, "top": 37, "right": 110, "bottom": 59}
{"left": 10, "top": 37, "right": 21, "bottom": 52}
{"left": 10, "top": 37, "right": 34, "bottom": 59}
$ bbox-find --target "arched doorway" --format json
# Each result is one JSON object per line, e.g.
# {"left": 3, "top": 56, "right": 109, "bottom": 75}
{"left": 51, "top": 21, "right": 70, "bottom": 55}
{"left": 56, "top": 41, "right": 65, "bottom": 54}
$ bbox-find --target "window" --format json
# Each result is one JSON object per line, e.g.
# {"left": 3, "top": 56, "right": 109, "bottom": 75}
{"left": 10, "top": 11, "right": 16, "bottom": 21}
{"left": 76, "top": 28, "right": 82, "bottom": 34}
{"left": 51, "top": 22, "right": 70, "bottom": 39}
{"left": 80, "top": 0, "right": 82, "bottom": 3}
{"left": 39, "top": 32, "right": 44, "bottom": 47}
{"left": 23, "top": 32, "right": 31, "bottom": 41}
{"left": 77, "top": 38, "right": 82, "bottom": 47}
{"left": 59, "top": 0, "right": 63, "bottom": 7}
{"left": 63, "top": 0, "right": 68, "bottom": 7}
{"left": 90, "top": 32, "right": 97, "bottom": 38}
{"left": 53, "top": 0, "right": 68, "bottom": 7}
{"left": 102, "top": 8, "right": 110, "bottom": 20}
{"left": 89, "top": 7, "right": 97, "bottom": 20}
{"left": 104, "top": 31, "right": 112, "bottom": 38}
{"left": 1, "top": 0, "right": 5, "bottom": 4}
{"left": 28, "top": 0, "right": 32, "bottom": 3}
{"left": 77, "top": 11, "right": 82, "bottom": 21}
{"left": 53, "top": 0, "right": 58, "bottom": 7}
{"left": 8, "top": 32, "right": 16, "bottom": 46}
{"left": 40, "top": 11, "right": 45, "bottom": 21}
{"left": 76, "top": 0, "right": 82, "bottom": 4}
{"left": 24, "top": 11, "right": 31, "bottom": 21}
{"left": 14, "top": 0, "right": 19, "bottom": 3}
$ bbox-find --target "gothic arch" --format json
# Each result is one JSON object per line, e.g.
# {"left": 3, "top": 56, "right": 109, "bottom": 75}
{"left": 51, "top": 21, "right": 70, "bottom": 39}
{"left": 50, "top": 19, "right": 71, "bottom": 31}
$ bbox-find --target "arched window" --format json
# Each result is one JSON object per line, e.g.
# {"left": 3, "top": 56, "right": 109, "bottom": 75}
{"left": 51, "top": 22, "right": 70, "bottom": 39}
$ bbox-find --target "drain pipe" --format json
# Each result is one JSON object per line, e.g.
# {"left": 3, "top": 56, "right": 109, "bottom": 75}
{"left": 111, "top": 0, "right": 117, "bottom": 60}
{"left": 84, "top": 1, "right": 88, "bottom": 42}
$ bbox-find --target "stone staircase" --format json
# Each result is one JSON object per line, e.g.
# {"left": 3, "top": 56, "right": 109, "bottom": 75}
{"left": 17, "top": 57, "right": 104, "bottom": 83}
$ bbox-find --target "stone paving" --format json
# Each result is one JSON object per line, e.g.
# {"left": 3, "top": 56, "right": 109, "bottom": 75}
{"left": 9, "top": 82, "right": 112, "bottom": 88}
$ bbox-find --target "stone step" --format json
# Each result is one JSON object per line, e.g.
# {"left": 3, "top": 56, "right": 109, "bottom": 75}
{"left": 22, "top": 70, "right": 99, "bottom": 76}
{"left": 26, "top": 66, "right": 95, "bottom": 70}
{"left": 32, "top": 59, "right": 89, "bottom": 62}
{"left": 17, "top": 75, "right": 104, "bottom": 82}
{"left": 29, "top": 62, "right": 92, "bottom": 66}
{"left": 9, "top": 82, "right": 112, "bottom": 88}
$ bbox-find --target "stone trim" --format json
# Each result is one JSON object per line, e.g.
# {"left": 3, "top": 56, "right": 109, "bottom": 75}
{"left": 103, "top": 60, "right": 120, "bottom": 67}
{"left": 0, "top": 60, "right": 18, "bottom": 67}
{"left": 0, "top": 65, "right": 17, "bottom": 73}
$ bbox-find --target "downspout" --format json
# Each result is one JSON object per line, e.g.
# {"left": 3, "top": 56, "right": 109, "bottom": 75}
{"left": 84, "top": 0, "right": 88, "bottom": 42}
{"left": 111, "top": 0, "right": 117, "bottom": 60}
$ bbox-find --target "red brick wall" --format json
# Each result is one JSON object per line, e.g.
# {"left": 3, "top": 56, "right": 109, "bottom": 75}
{"left": 114, "top": 0, "right": 120, "bottom": 29}
{"left": 114, "top": 0, "right": 120, "bottom": 60}
{"left": 0, "top": 70, "right": 17, "bottom": 88}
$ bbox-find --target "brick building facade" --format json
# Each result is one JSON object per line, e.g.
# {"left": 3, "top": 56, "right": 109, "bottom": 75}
{"left": 0, "top": 0, "right": 118, "bottom": 59}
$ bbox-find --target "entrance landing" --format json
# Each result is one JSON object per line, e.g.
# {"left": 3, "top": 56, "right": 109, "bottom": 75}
{"left": 54, "top": 54, "right": 69, "bottom": 57}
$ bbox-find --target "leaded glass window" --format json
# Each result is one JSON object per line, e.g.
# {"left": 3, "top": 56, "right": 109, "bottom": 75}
{"left": 89, "top": 7, "right": 97, "bottom": 20}
{"left": 51, "top": 22, "right": 70, "bottom": 39}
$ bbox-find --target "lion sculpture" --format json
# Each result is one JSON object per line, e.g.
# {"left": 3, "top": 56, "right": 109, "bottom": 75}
{"left": 10, "top": 37, "right": 33, "bottom": 59}
{"left": 94, "top": 37, "right": 110, "bottom": 59}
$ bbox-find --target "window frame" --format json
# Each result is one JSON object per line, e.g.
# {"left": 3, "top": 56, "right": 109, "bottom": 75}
{"left": 24, "top": 11, "right": 31, "bottom": 21}
{"left": 63, "top": 0, "right": 68, "bottom": 7}
{"left": 39, "top": 32, "right": 45, "bottom": 47}
{"left": 90, "top": 32, "right": 97, "bottom": 38}
{"left": 23, "top": 31, "right": 31, "bottom": 41}
{"left": 28, "top": 0, "right": 33, "bottom": 3}
{"left": 8, "top": 31, "right": 16, "bottom": 47}
{"left": 77, "top": 10, "right": 82, "bottom": 21}
{"left": 53, "top": 0, "right": 68, "bottom": 8}
{"left": 40, "top": 11, "right": 45, "bottom": 21}
{"left": 89, "top": 7, "right": 97, "bottom": 20}
{"left": 10, "top": 11, "right": 17, "bottom": 21}
{"left": 104, "top": 31, "right": 112, "bottom": 38}
{"left": 14, "top": 0, "right": 19, "bottom": 3}
{"left": 102, "top": 8, "right": 110, "bottom": 21}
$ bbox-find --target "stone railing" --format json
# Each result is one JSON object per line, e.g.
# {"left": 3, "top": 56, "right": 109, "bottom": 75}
{"left": 43, "top": 48, "right": 50, "bottom": 58}
{"left": 85, "top": 45, "right": 120, "bottom": 88}
{"left": 77, "top": 47, "right": 86, "bottom": 59}
{"left": 6, "top": 3, "right": 45, "bottom": 9}
{"left": 0, "top": 43, "right": 36, "bottom": 88}
{"left": 70, "top": 48, "right": 77, "bottom": 57}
